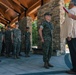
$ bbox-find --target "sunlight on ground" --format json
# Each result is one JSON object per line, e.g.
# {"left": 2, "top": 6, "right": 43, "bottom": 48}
{"left": 65, "top": 44, "right": 70, "bottom": 53}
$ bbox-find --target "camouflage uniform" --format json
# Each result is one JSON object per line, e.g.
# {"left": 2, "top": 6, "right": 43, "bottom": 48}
{"left": 0, "top": 31, "right": 3, "bottom": 55}
{"left": 4, "top": 29, "right": 12, "bottom": 56}
{"left": 1, "top": 31, "right": 5, "bottom": 56}
{"left": 25, "top": 31, "right": 31, "bottom": 55}
{"left": 13, "top": 28, "right": 21, "bottom": 57}
{"left": 40, "top": 20, "right": 54, "bottom": 62}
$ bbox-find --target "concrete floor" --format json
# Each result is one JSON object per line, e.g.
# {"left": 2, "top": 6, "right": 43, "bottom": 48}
{"left": 0, "top": 53, "right": 73, "bottom": 75}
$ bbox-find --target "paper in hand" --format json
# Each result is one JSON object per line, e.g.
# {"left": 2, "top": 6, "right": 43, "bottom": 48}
{"left": 63, "top": 7, "right": 69, "bottom": 13}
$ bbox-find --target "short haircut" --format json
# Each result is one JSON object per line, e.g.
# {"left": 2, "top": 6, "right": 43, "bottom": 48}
{"left": 15, "top": 22, "right": 19, "bottom": 25}
{"left": 44, "top": 12, "right": 52, "bottom": 16}
{"left": 26, "top": 27, "right": 29, "bottom": 29}
{"left": 7, "top": 26, "right": 10, "bottom": 28}
{"left": 70, "top": 0, "right": 76, "bottom": 6}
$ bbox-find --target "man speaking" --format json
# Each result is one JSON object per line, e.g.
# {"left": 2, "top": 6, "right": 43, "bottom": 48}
{"left": 68, "top": 0, "right": 76, "bottom": 20}
{"left": 62, "top": 0, "right": 76, "bottom": 74}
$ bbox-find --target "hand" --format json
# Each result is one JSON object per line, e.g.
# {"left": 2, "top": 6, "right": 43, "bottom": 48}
{"left": 67, "top": 37, "right": 71, "bottom": 41}
{"left": 68, "top": 13, "right": 72, "bottom": 18}
{"left": 12, "top": 40, "right": 13, "bottom": 43}
{"left": 2, "top": 39, "right": 3, "bottom": 42}
{"left": 23, "top": 35, "right": 25, "bottom": 37}
{"left": 41, "top": 38, "right": 44, "bottom": 43}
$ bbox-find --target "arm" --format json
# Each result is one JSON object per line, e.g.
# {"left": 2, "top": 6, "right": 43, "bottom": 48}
{"left": 67, "top": 17, "right": 73, "bottom": 38}
{"left": 51, "top": 23, "right": 54, "bottom": 30}
{"left": 39, "top": 27, "right": 44, "bottom": 43}
{"left": 67, "top": 10, "right": 75, "bottom": 41}
{"left": 24, "top": 32, "right": 26, "bottom": 37}
{"left": 3, "top": 32, "right": 5, "bottom": 43}
{"left": 2, "top": 35, "right": 4, "bottom": 42}
{"left": 68, "top": 13, "right": 76, "bottom": 20}
{"left": 11, "top": 32, "right": 13, "bottom": 43}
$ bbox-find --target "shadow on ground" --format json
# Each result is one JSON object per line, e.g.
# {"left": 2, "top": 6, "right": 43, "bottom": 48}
{"left": 18, "top": 53, "right": 72, "bottom": 75}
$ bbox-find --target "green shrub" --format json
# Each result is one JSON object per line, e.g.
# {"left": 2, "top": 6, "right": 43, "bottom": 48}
{"left": 32, "top": 20, "right": 38, "bottom": 46}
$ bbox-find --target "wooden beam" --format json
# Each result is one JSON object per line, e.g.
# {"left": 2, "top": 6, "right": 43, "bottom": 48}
{"left": 18, "top": 12, "right": 25, "bottom": 19}
{"left": 20, "top": 4, "right": 28, "bottom": 10}
{"left": 18, "top": 14, "right": 21, "bottom": 21}
{"left": 0, "top": 15, "right": 11, "bottom": 22}
{"left": 10, "top": 17, "right": 18, "bottom": 25}
{"left": 0, "top": 0, "right": 21, "bottom": 14}
{"left": 0, "top": 8, "right": 11, "bottom": 21}
{"left": 5, "top": 8, "right": 10, "bottom": 12}
{"left": 18, "top": 0, "right": 28, "bottom": 8}
{"left": 13, "top": 0, "right": 28, "bottom": 10}
{"left": 0, "top": 21, "right": 6, "bottom": 25}
{"left": 8, "top": 0, "right": 23, "bottom": 13}
{"left": 0, "top": 16, "right": 8, "bottom": 22}
{"left": 0, "top": 17, "right": 6, "bottom": 22}
{"left": 10, "top": 13, "right": 24, "bottom": 25}
{"left": 0, "top": 18, "right": 7, "bottom": 25}
{"left": 26, "top": 0, "right": 40, "bottom": 15}
{"left": 12, "top": 0, "right": 21, "bottom": 6}
{"left": 27, "top": 6, "right": 40, "bottom": 15}
{"left": 41, "top": 0, "right": 44, "bottom": 6}
{"left": 0, "top": 0, "right": 13, "bottom": 9}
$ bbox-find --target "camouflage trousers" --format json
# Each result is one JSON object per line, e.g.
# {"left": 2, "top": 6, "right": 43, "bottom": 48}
{"left": 42, "top": 39, "right": 52, "bottom": 62}
{"left": 0, "top": 42, "right": 2, "bottom": 54}
{"left": 13, "top": 40, "right": 21, "bottom": 56}
{"left": 5, "top": 41, "right": 12, "bottom": 55}
{"left": 25, "top": 41, "right": 30, "bottom": 55}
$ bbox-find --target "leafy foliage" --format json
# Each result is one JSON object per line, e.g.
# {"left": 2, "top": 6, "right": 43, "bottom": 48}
{"left": 0, "top": 23, "right": 5, "bottom": 29}
{"left": 32, "top": 20, "right": 38, "bottom": 46}
{"left": 65, "top": 3, "right": 70, "bottom": 8}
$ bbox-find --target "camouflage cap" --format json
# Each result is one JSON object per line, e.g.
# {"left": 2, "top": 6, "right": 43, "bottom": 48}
{"left": 7, "top": 26, "right": 10, "bottom": 28}
{"left": 15, "top": 22, "right": 19, "bottom": 25}
{"left": 44, "top": 12, "right": 52, "bottom": 16}
{"left": 26, "top": 26, "right": 29, "bottom": 29}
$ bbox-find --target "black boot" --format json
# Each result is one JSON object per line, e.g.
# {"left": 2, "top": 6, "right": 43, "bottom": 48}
{"left": 25, "top": 54, "right": 30, "bottom": 57}
{"left": 16, "top": 54, "right": 20, "bottom": 59}
{"left": 13, "top": 55, "right": 17, "bottom": 59}
{"left": 48, "top": 62, "right": 54, "bottom": 67}
{"left": 44, "top": 62, "right": 49, "bottom": 69}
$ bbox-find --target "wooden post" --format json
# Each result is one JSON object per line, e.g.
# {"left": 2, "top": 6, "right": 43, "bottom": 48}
{"left": 18, "top": 13, "right": 21, "bottom": 21}
{"left": 41, "top": 0, "right": 44, "bottom": 6}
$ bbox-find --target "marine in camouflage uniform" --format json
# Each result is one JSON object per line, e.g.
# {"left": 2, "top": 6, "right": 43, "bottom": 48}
{"left": 0, "top": 28, "right": 3, "bottom": 56}
{"left": 1, "top": 28, "right": 5, "bottom": 56}
{"left": 4, "top": 26, "right": 13, "bottom": 57}
{"left": 13, "top": 22, "right": 21, "bottom": 59}
{"left": 25, "top": 27, "right": 31, "bottom": 57}
{"left": 39, "top": 12, "right": 54, "bottom": 69}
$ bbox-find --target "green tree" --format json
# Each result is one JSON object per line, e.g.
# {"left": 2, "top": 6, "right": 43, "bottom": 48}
{"left": 32, "top": 20, "right": 38, "bottom": 46}
{"left": 0, "top": 23, "right": 4, "bottom": 28}
{"left": 65, "top": 3, "right": 70, "bottom": 8}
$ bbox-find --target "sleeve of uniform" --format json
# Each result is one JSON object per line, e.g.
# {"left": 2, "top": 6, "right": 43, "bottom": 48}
{"left": 40, "top": 22, "right": 45, "bottom": 29}
{"left": 3, "top": 31, "right": 6, "bottom": 38}
{"left": 30, "top": 33, "right": 31, "bottom": 35}
{"left": 12, "top": 29, "right": 14, "bottom": 33}
{"left": 51, "top": 23, "right": 54, "bottom": 30}
{"left": 67, "top": 10, "right": 74, "bottom": 37}
{"left": 12, "top": 29, "right": 15, "bottom": 37}
{"left": 25, "top": 32, "right": 27, "bottom": 37}
{"left": 20, "top": 30, "right": 21, "bottom": 35}
{"left": 11, "top": 30, "right": 13, "bottom": 34}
